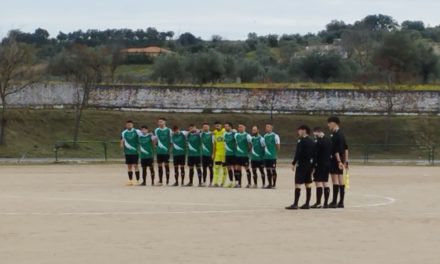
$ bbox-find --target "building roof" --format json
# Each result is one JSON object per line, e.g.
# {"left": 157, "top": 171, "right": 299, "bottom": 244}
{"left": 121, "top": 46, "right": 172, "bottom": 54}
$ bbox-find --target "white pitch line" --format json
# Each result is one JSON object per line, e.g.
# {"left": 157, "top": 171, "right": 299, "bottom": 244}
{"left": 349, "top": 194, "right": 397, "bottom": 208}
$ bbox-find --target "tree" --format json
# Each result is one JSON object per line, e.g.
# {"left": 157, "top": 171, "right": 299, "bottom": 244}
{"left": 185, "top": 51, "right": 225, "bottom": 84}
{"left": 152, "top": 53, "right": 185, "bottom": 84}
{"left": 49, "top": 44, "right": 110, "bottom": 144}
{"left": 0, "top": 37, "right": 40, "bottom": 145}
{"left": 237, "top": 60, "right": 264, "bottom": 83}
{"left": 402, "top": 20, "right": 425, "bottom": 31}
{"left": 107, "top": 42, "right": 125, "bottom": 83}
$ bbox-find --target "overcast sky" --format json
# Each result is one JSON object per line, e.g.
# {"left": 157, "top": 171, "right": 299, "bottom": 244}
{"left": 1, "top": 0, "right": 439, "bottom": 40}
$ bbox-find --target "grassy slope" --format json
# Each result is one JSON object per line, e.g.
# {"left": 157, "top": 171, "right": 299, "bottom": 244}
{"left": 1, "top": 109, "right": 439, "bottom": 161}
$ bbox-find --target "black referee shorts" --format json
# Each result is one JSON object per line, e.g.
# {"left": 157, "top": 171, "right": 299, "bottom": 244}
{"left": 295, "top": 164, "right": 313, "bottom": 185}
{"left": 313, "top": 163, "right": 330, "bottom": 182}
{"left": 329, "top": 157, "right": 343, "bottom": 175}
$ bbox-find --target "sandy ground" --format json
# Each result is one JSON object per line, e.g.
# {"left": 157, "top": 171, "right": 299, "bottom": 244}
{"left": 0, "top": 164, "right": 439, "bottom": 264}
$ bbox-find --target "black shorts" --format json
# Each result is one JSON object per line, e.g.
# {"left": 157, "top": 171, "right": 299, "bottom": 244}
{"left": 236, "top": 156, "right": 249, "bottom": 167}
{"left": 251, "top": 160, "right": 264, "bottom": 169}
{"left": 141, "top": 158, "right": 153, "bottom": 167}
{"left": 314, "top": 164, "right": 330, "bottom": 182}
{"left": 173, "top": 155, "right": 186, "bottom": 166}
{"left": 157, "top": 154, "right": 170, "bottom": 164}
{"left": 295, "top": 164, "right": 313, "bottom": 184}
{"left": 125, "top": 154, "right": 139, "bottom": 165}
{"left": 202, "top": 156, "right": 213, "bottom": 166}
{"left": 264, "top": 159, "right": 277, "bottom": 168}
{"left": 329, "top": 157, "right": 343, "bottom": 174}
{"left": 225, "top": 155, "right": 236, "bottom": 166}
{"left": 188, "top": 156, "right": 201, "bottom": 167}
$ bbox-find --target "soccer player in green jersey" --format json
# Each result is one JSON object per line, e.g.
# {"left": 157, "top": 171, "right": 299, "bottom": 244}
{"left": 263, "top": 123, "right": 281, "bottom": 189}
{"left": 187, "top": 124, "right": 203, "bottom": 187}
{"left": 201, "top": 123, "right": 214, "bottom": 186}
{"left": 171, "top": 126, "right": 187, "bottom": 186}
{"left": 234, "top": 124, "right": 252, "bottom": 188}
{"left": 250, "top": 125, "right": 266, "bottom": 188}
{"left": 138, "top": 125, "right": 156, "bottom": 186}
{"left": 120, "top": 120, "right": 141, "bottom": 186}
{"left": 223, "top": 122, "right": 237, "bottom": 188}
{"left": 154, "top": 118, "right": 172, "bottom": 186}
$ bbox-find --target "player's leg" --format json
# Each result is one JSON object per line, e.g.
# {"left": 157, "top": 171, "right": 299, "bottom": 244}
{"left": 157, "top": 154, "right": 164, "bottom": 186}
{"left": 208, "top": 159, "right": 213, "bottom": 186}
{"left": 165, "top": 161, "right": 170, "bottom": 185}
{"left": 134, "top": 159, "right": 140, "bottom": 184}
{"left": 173, "top": 157, "right": 179, "bottom": 186}
{"left": 187, "top": 163, "right": 194, "bottom": 187}
{"left": 264, "top": 160, "right": 273, "bottom": 189}
{"left": 329, "top": 174, "right": 340, "bottom": 208}
{"left": 272, "top": 160, "right": 278, "bottom": 188}
{"left": 233, "top": 163, "right": 241, "bottom": 188}
{"left": 140, "top": 159, "right": 147, "bottom": 186}
{"left": 311, "top": 182, "right": 323, "bottom": 208}
{"left": 196, "top": 158, "right": 203, "bottom": 187}
{"left": 244, "top": 159, "right": 252, "bottom": 188}
{"left": 126, "top": 162, "right": 134, "bottom": 185}
{"left": 337, "top": 174, "right": 345, "bottom": 208}
{"left": 251, "top": 161, "right": 258, "bottom": 187}
{"left": 202, "top": 157, "right": 208, "bottom": 184}
{"left": 259, "top": 163, "right": 266, "bottom": 188}
{"left": 323, "top": 181, "right": 330, "bottom": 208}
{"left": 286, "top": 183, "right": 302, "bottom": 210}
{"left": 213, "top": 160, "right": 221, "bottom": 187}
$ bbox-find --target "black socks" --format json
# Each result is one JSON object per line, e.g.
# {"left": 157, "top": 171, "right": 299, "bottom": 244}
{"left": 174, "top": 167, "right": 179, "bottom": 183}
{"left": 316, "top": 187, "right": 323, "bottom": 204}
{"left": 266, "top": 168, "right": 272, "bottom": 187}
{"left": 128, "top": 171, "right": 133, "bottom": 180}
{"left": 339, "top": 185, "right": 345, "bottom": 205}
{"left": 142, "top": 167, "right": 147, "bottom": 183}
{"left": 305, "top": 187, "right": 311, "bottom": 206}
{"left": 293, "top": 188, "right": 301, "bottom": 206}
{"left": 150, "top": 167, "right": 155, "bottom": 184}
{"left": 324, "top": 187, "right": 330, "bottom": 205}
{"left": 180, "top": 167, "right": 185, "bottom": 184}
{"left": 331, "top": 185, "right": 339, "bottom": 204}
{"left": 158, "top": 166, "right": 163, "bottom": 183}
{"left": 165, "top": 165, "right": 170, "bottom": 184}
{"left": 234, "top": 170, "right": 242, "bottom": 185}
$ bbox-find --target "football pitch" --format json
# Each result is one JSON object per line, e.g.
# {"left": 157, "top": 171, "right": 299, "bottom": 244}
{"left": 0, "top": 164, "right": 439, "bottom": 264}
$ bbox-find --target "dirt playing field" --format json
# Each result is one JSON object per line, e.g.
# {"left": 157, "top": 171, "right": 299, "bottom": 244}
{"left": 0, "top": 164, "right": 439, "bottom": 264}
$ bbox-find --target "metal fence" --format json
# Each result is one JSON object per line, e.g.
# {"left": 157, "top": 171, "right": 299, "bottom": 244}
{"left": 53, "top": 140, "right": 439, "bottom": 165}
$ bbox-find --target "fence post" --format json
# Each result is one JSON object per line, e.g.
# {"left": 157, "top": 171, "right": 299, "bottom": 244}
{"left": 103, "top": 141, "right": 108, "bottom": 162}
{"left": 54, "top": 145, "right": 58, "bottom": 162}
{"left": 363, "top": 144, "right": 369, "bottom": 164}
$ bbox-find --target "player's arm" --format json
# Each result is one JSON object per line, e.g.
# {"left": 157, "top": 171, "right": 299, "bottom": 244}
{"left": 292, "top": 139, "right": 302, "bottom": 170}
{"left": 120, "top": 132, "right": 124, "bottom": 148}
{"left": 275, "top": 134, "right": 281, "bottom": 151}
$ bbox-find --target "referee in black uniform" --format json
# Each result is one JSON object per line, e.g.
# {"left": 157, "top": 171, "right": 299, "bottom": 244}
{"left": 311, "top": 127, "right": 332, "bottom": 209}
{"left": 328, "top": 116, "right": 348, "bottom": 208}
{"left": 286, "top": 125, "right": 315, "bottom": 210}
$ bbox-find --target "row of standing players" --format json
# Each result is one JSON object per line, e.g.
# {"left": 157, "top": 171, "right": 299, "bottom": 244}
{"left": 120, "top": 119, "right": 281, "bottom": 189}
{"left": 120, "top": 116, "right": 348, "bottom": 209}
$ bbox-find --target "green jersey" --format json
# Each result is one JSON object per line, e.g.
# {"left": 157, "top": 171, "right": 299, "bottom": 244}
{"left": 121, "top": 129, "right": 141, "bottom": 155}
{"left": 234, "top": 132, "right": 251, "bottom": 157}
{"left": 264, "top": 132, "right": 280, "bottom": 160}
{"left": 139, "top": 133, "right": 155, "bottom": 159}
{"left": 155, "top": 127, "right": 172, "bottom": 155}
{"left": 201, "top": 131, "right": 214, "bottom": 157}
{"left": 171, "top": 131, "right": 187, "bottom": 157}
{"left": 251, "top": 134, "right": 265, "bottom": 161}
{"left": 224, "top": 131, "right": 236, "bottom": 157}
{"left": 187, "top": 132, "right": 202, "bottom": 157}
